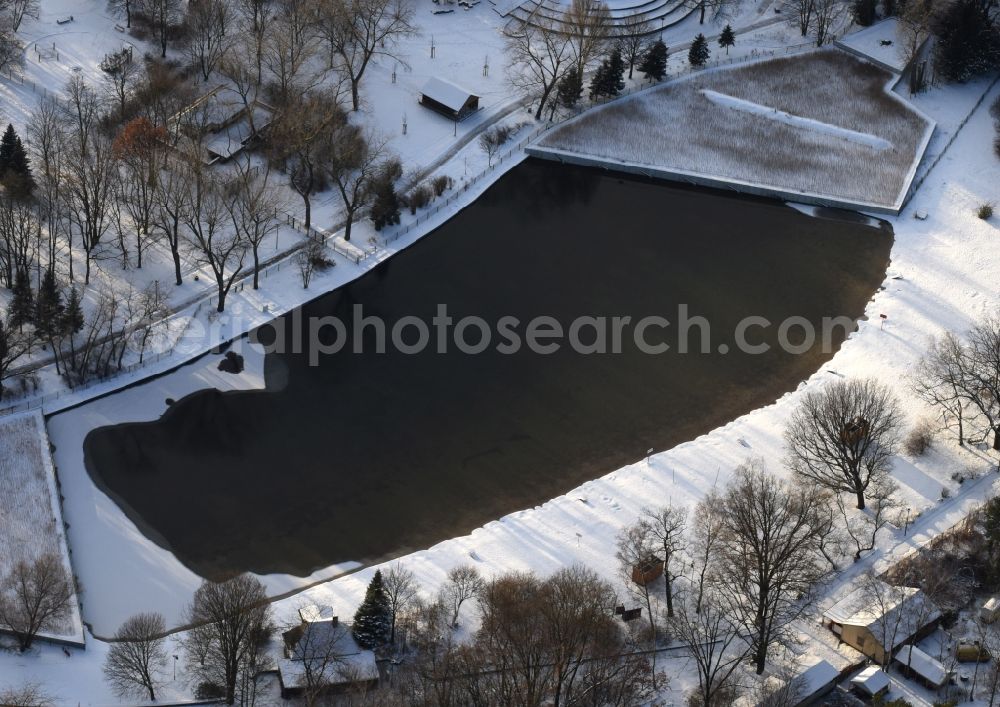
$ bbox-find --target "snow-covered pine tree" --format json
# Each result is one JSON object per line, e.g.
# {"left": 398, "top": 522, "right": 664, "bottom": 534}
{"left": 589, "top": 49, "right": 626, "bottom": 100}
{"left": 0, "top": 123, "right": 35, "bottom": 198}
{"left": 372, "top": 180, "right": 401, "bottom": 231}
{"left": 851, "top": 0, "right": 876, "bottom": 26}
{"left": 688, "top": 33, "right": 710, "bottom": 68}
{"left": 0, "top": 124, "right": 17, "bottom": 176}
{"left": 62, "top": 286, "right": 85, "bottom": 338}
{"left": 638, "top": 40, "right": 668, "bottom": 81}
{"left": 34, "top": 268, "right": 64, "bottom": 339}
{"left": 352, "top": 570, "right": 391, "bottom": 649}
{"left": 556, "top": 69, "right": 583, "bottom": 112}
{"left": 934, "top": 0, "right": 1000, "bottom": 83}
{"left": 9, "top": 269, "right": 33, "bottom": 331}
{"left": 718, "top": 25, "right": 736, "bottom": 55}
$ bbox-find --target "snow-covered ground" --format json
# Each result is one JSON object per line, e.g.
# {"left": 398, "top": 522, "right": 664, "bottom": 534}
{"left": 3, "top": 2, "right": 1000, "bottom": 703}
{"left": 0, "top": 411, "right": 83, "bottom": 645}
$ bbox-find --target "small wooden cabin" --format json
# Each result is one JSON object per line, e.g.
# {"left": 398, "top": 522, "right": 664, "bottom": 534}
{"left": 630, "top": 556, "right": 664, "bottom": 586}
{"left": 419, "top": 78, "right": 480, "bottom": 121}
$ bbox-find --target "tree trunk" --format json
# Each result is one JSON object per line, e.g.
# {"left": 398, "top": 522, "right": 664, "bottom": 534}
{"left": 856, "top": 488, "right": 866, "bottom": 510}
{"left": 664, "top": 572, "right": 674, "bottom": 617}
{"left": 351, "top": 80, "right": 361, "bottom": 111}
{"left": 302, "top": 192, "right": 311, "bottom": 231}
{"left": 699, "top": 2, "right": 705, "bottom": 23}
{"left": 252, "top": 247, "right": 260, "bottom": 289}
{"left": 344, "top": 212, "right": 354, "bottom": 241}
{"left": 171, "top": 243, "right": 182, "bottom": 285}
{"left": 754, "top": 639, "right": 767, "bottom": 675}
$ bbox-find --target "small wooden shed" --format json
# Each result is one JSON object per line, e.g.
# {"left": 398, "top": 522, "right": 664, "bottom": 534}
{"left": 630, "top": 556, "right": 664, "bottom": 586}
{"left": 419, "top": 77, "right": 480, "bottom": 121}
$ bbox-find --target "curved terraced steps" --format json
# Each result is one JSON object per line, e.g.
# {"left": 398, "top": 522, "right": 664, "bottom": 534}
{"left": 503, "top": 0, "right": 699, "bottom": 37}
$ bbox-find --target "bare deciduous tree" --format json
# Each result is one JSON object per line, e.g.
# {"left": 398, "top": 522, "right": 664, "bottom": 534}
{"left": 182, "top": 165, "right": 248, "bottom": 312}
{"left": 710, "top": 460, "right": 826, "bottom": 674}
{"left": 810, "top": 0, "right": 847, "bottom": 46}
{"left": 225, "top": 158, "right": 281, "bottom": 289}
{"left": 643, "top": 504, "right": 686, "bottom": 617}
{"left": 384, "top": 563, "right": 418, "bottom": 647}
{"left": 614, "top": 14, "right": 651, "bottom": 79}
{"left": 322, "top": 0, "right": 416, "bottom": 111}
{"left": 963, "top": 314, "right": 1000, "bottom": 452}
{"left": 690, "top": 489, "right": 723, "bottom": 614}
{"left": 0, "top": 553, "right": 75, "bottom": 651}
{"left": 184, "top": 574, "right": 274, "bottom": 706}
{"left": 103, "top": 612, "right": 168, "bottom": 701}
{"left": 834, "top": 478, "right": 899, "bottom": 562}
{"left": 268, "top": 92, "right": 342, "bottom": 230}
{"left": 326, "top": 126, "right": 393, "bottom": 241}
{"left": 440, "top": 565, "right": 484, "bottom": 627}
{"left": 785, "top": 377, "right": 903, "bottom": 509}
{"left": 505, "top": 13, "right": 573, "bottom": 120}
{"left": 0, "top": 682, "right": 55, "bottom": 707}
{"left": 186, "top": 0, "right": 232, "bottom": 81}
{"left": 136, "top": 0, "right": 183, "bottom": 58}
{"left": 563, "top": 0, "right": 611, "bottom": 75}
{"left": 615, "top": 518, "right": 658, "bottom": 676}
{"left": 668, "top": 594, "right": 746, "bottom": 707}
{"left": 152, "top": 159, "right": 190, "bottom": 286}
{"left": 263, "top": 0, "right": 321, "bottom": 106}
{"left": 781, "top": 0, "right": 814, "bottom": 37}
{"left": 0, "top": 0, "right": 39, "bottom": 31}
{"left": 911, "top": 331, "right": 969, "bottom": 444}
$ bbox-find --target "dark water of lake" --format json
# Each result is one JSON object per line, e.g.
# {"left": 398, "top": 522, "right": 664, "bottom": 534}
{"left": 84, "top": 159, "right": 893, "bottom": 581}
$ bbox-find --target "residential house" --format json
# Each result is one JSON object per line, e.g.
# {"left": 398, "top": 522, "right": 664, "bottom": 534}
{"left": 822, "top": 582, "right": 941, "bottom": 665}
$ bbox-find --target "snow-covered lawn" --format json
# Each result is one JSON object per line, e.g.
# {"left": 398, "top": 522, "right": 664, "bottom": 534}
{"left": 534, "top": 48, "right": 934, "bottom": 212}
{"left": 0, "top": 411, "right": 83, "bottom": 644}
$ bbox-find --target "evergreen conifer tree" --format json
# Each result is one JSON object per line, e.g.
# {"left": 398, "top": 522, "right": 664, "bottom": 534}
{"left": 352, "top": 570, "right": 391, "bottom": 649}
{"left": 556, "top": 69, "right": 584, "bottom": 112}
{"left": 688, "top": 34, "right": 710, "bottom": 68}
{"left": 719, "top": 25, "right": 736, "bottom": 55}
{"left": 9, "top": 269, "right": 33, "bottom": 332}
{"left": 851, "top": 0, "right": 877, "bottom": 26}
{"left": 934, "top": 0, "right": 1000, "bottom": 82}
{"left": 34, "top": 269, "right": 64, "bottom": 338}
{"left": 371, "top": 180, "right": 401, "bottom": 231}
{"left": 638, "top": 40, "right": 668, "bottom": 81}
{"left": 589, "top": 49, "right": 626, "bottom": 100}
{"left": 0, "top": 124, "right": 17, "bottom": 176}
{"left": 62, "top": 286, "right": 85, "bottom": 338}
{"left": 0, "top": 124, "right": 35, "bottom": 198}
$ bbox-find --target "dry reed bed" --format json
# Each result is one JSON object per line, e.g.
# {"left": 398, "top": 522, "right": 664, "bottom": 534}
{"left": 0, "top": 413, "right": 77, "bottom": 637}
{"left": 538, "top": 50, "right": 932, "bottom": 208}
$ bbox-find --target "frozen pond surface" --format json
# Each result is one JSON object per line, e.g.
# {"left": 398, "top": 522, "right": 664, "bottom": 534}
{"left": 84, "top": 159, "right": 893, "bottom": 580}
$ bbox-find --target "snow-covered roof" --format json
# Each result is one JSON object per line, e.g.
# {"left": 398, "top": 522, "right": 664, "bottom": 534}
{"left": 894, "top": 645, "right": 949, "bottom": 686}
{"left": 798, "top": 659, "right": 840, "bottom": 695}
{"left": 298, "top": 604, "right": 336, "bottom": 623}
{"left": 278, "top": 618, "right": 379, "bottom": 690}
{"left": 851, "top": 666, "right": 890, "bottom": 696}
{"left": 823, "top": 582, "right": 939, "bottom": 649}
{"left": 835, "top": 19, "right": 909, "bottom": 73}
{"left": 420, "top": 77, "right": 478, "bottom": 112}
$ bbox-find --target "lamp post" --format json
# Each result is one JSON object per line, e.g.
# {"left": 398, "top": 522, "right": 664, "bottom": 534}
{"left": 903, "top": 507, "right": 911, "bottom": 536}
